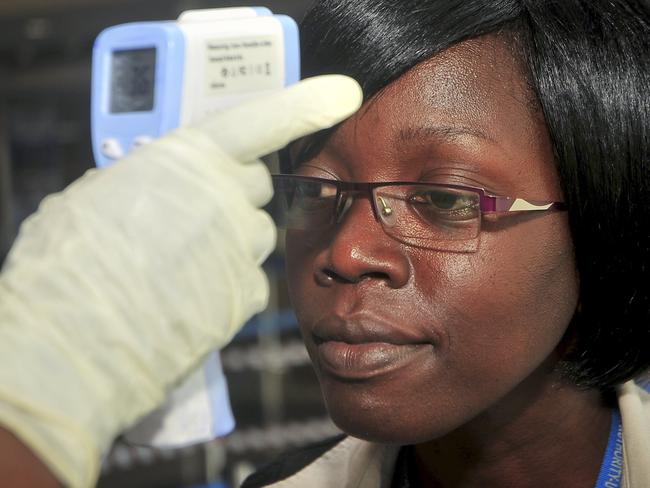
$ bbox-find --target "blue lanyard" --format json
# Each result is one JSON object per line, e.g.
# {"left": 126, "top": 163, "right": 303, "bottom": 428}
{"left": 594, "top": 410, "right": 624, "bottom": 488}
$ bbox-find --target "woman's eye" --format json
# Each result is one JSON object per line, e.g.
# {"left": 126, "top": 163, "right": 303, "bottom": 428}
{"left": 426, "top": 191, "right": 461, "bottom": 209}
{"left": 409, "top": 189, "right": 479, "bottom": 221}
{"left": 411, "top": 190, "right": 466, "bottom": 209}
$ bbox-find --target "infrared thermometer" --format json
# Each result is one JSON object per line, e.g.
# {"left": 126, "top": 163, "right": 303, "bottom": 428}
{"left": 91, "top": 7, "right": 300, "bottom": 448}
{"left": 91, "top": 6, "right": 300, "bottom": 167}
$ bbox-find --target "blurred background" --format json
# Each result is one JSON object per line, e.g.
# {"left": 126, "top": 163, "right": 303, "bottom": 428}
{"left": 0, "top": 1, "right": 339, "bottom": 487}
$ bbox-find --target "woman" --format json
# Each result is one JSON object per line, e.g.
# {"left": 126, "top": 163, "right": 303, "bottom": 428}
{"left": 244, "top": 0, "right": 650, "bottom": 486}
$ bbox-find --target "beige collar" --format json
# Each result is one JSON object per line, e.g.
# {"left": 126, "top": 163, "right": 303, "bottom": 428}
{"left": 266, "top": 436, "right": 399, "bottom": 488}
{"left": 617, "top": 381, "right": 650, "bottom": 488}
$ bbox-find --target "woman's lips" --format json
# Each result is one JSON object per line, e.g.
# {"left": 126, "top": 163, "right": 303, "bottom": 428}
{"left": 309, "top": 314, "right": 438, "bottom": 380}
{"left": 315, "top": 340, "right": 433, "bottom": 380}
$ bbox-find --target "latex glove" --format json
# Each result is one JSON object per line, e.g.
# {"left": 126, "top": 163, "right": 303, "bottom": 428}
{"left": 0, "top": 75, "right": 362, "bottom": 488}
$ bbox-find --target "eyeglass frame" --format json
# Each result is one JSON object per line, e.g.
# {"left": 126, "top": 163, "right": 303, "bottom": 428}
{"left": 270, "top": 174, "right": 567, "bottom": 248}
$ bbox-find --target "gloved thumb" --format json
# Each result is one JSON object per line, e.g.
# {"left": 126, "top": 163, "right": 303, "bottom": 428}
{"left": 197, "top": 75, "right": 363, "bottom": 161}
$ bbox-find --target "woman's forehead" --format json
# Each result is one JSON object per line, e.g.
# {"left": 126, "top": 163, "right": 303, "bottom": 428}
{"left": 315, "top": 36, "right": 561, "bottom": 198}
{"left": 355, "top": 36, "right": 541, "bottom": 148}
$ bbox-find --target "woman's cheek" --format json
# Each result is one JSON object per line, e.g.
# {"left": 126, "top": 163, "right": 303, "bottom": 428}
{"left": 418, "top": 219, "right": 578, "bottom": 386}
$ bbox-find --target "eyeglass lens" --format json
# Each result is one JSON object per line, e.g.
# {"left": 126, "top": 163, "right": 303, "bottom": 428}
{"left": 269, "top": 177, "right": 482, "bottom": 251}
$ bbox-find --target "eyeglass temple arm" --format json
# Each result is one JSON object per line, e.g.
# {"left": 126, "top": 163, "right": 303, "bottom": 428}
{"left": 483, "top": 196, "right": 567, "bottom": 213}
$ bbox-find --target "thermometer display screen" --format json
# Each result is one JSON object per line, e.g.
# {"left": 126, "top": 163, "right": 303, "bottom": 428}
{"left": 110, "top": 48, "right": 157, "bottom": 113}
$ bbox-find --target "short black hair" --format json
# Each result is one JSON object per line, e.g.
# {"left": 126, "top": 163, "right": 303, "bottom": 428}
{"left": 295, "top": 0, "right": 650, "bottom": 390}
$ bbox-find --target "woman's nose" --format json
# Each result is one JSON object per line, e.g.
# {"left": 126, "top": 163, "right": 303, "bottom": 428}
{"left": 317, "top": 195, "right": 411, "bottom": 288}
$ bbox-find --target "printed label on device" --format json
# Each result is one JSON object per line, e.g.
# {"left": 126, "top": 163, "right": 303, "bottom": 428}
{"left": 205, "top": 35, "right": 282, "bottom": 95}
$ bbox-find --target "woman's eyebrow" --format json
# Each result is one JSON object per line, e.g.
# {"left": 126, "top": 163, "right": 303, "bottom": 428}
{"left": 398, "top": 124, "right": 497, "bottom": 145}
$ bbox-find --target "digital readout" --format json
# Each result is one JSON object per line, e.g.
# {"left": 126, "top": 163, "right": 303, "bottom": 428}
{"left": 110, "top": 48, "right": 157, "bottom": 113}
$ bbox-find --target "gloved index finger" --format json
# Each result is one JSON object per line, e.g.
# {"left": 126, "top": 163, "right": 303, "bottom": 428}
{"left": 197, "top": 75, "right": 363, "bottom": 162}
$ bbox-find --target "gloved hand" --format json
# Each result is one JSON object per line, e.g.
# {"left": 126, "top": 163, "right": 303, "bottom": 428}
{"left": 0, "top": 75, "right": 362, "bottom": 488}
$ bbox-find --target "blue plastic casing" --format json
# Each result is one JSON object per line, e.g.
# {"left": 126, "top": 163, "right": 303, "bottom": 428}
{"left": 252, "top": 6, "right": 273, "bottom": 15}
{"left": 91, "top": 22, "right": 186, "bottom": 168}
{"left": 276, "top": 15, "right": 301, "bottom": 85}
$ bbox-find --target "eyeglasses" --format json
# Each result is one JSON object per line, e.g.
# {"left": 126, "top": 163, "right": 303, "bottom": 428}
{"left": 269, "top": 175, "right": 566, "bottom": 252}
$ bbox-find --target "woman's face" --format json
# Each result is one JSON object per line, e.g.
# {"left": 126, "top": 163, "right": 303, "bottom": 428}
{"left": 286, "top": 37, "right": 580, "bottom": 444}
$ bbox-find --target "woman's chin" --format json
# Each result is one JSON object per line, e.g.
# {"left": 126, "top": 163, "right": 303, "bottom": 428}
{"left": 329, "top": 410, "right": 443, "bottom": 445}
{"left": 323, "top": 392, "right": 453, "bottom": 445}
